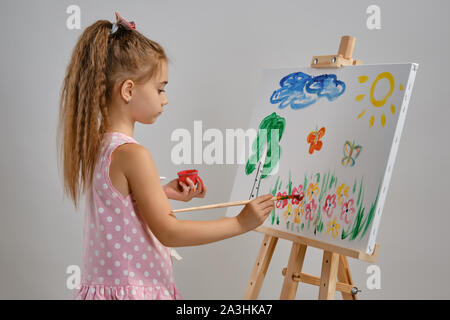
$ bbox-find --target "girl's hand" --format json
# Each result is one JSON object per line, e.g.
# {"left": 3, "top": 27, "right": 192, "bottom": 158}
{"left": 237, "top": 194, "right": 274, "bottom": 231}
{"left": 163, "top": 177, "right": 206, "bottom": 202}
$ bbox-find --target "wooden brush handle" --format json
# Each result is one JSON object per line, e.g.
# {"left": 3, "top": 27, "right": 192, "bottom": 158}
{"left": 172, "top": 196, "right": 284, "bottom": 213}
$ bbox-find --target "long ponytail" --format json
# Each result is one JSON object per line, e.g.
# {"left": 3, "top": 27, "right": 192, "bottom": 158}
{"left": 57, "top": 18, "right": 167, "bottom": 210}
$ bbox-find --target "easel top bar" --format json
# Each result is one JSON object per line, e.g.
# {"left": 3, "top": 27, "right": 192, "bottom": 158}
{"left": 311, "top": 35, "right": 362, "bottom": 68}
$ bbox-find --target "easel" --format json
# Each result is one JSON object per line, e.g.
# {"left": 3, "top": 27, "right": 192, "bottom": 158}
{"left": 243, "top": 36, "right": 379, "bottom": 300}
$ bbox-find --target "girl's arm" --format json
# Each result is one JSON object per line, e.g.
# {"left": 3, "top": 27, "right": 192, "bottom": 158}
{"left": 119, "top": 144, "right": 274, "bottom": 247}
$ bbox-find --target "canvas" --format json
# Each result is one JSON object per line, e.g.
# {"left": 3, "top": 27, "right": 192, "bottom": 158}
{"left": 226, "top": 63, "right": 418, "bottom": 254}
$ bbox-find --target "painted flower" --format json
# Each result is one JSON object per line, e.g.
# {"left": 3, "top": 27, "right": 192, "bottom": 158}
{"left": 304, "top": 199, "right": 317, "bottom": 221}
{"left": 327, "top": 217, "right": 340, "bottom": 238}
{"left": 336, "top": 183, "right": 349, "bottom": 205}
{"left": 306, "top": 182, "right": 319, "bottom": 201}
{"left": 323, "top": 194, "right": 337, "bottom": 218}
{"left": 293, "top": 201, "right": 304, "bottom": 224}
{"left": 340, "top": 199, "right": 356, "bottom": 224}
{"left": 283, "top": 203, "right": 292, "bottom": 222}
{"left": 291, "top": 185, "right": 305, "bottom": 205}
{"left": 276, "top": 191, "right": 288, "bottom": 209}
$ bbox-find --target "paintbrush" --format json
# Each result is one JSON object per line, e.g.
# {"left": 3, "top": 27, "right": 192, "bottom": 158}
{"left": 171, "top": 194, "right": 304, "bottom": 213}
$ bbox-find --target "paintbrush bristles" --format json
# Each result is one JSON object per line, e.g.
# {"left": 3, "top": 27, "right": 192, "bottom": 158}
{"left": 276, "top": 194, "right": 303, "bottom": 201}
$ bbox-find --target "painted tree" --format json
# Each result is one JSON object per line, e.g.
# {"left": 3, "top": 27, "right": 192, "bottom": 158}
{"left": 245, "top": 112, "right": 286, "bottom": 198}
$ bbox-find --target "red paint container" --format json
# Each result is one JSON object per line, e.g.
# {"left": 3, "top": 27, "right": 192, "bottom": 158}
{"left": 177, "top": 169, "right": 204, "bottom": 190}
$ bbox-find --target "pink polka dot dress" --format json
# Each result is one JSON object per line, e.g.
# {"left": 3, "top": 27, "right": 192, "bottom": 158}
{"left": 73, "top": 132, "right": 183, "bottom": 300}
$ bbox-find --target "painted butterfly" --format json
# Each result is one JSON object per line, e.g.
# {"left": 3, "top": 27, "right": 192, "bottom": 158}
{"left": 341, "top": 140, "right": 362, "bottom": 167}
{"left": 307, "top": 127, "right": 326, "bottom": 154}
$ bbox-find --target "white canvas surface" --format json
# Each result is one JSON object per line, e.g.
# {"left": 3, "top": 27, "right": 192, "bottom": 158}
{"left": 226, "top": 63, "right": 418, "bottom": 254}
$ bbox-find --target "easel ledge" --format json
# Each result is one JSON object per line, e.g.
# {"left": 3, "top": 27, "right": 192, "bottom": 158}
{"left": 255, "top": 226, "right": 379, "bottom": 263}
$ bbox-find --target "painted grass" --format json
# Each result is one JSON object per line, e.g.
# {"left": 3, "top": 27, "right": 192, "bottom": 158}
{"left": 268, "top": 170, "right": 381, "bottom": 243}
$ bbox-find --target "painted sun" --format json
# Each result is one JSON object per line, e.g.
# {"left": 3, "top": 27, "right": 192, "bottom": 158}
{"left": 355, "top": 72, "right": 404, "bottom": 128}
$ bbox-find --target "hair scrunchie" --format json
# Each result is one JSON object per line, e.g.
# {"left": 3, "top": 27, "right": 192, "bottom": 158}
{"left": 110, "top": 11, "right": 136, "bottom": 35}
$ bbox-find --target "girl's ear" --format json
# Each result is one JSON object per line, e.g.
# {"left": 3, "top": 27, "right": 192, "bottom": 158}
{"left": 120, "top": 79, "right": 135, "bottom": 103}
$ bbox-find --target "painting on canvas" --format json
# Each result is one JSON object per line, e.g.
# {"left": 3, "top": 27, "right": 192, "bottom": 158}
{"left": 225, "top": 63, "right": 418, "bottom": 254}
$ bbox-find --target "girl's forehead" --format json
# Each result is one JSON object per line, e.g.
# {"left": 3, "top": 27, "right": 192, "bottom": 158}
{"left": 155, "top": 68, "right": 168, "bottom": 84}
{"left": 159, "top": 61, "right": 168, "bottom": 78}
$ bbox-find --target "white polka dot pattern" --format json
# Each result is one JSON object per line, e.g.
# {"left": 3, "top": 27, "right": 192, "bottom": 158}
{"left": 73, "top": 132, "right": 181, "bottom": 300}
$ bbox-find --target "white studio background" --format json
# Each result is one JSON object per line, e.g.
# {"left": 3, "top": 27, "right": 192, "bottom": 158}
{"left": 0, "top": 0, "right": 449, "bottom": 299}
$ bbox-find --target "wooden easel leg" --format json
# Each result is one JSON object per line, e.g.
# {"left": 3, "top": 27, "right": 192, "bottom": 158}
{"left": 318, "top": 250, "right": 339, "bottom": 300}
{"left": 280, "top": 243, "right": 307, "bottom": 300}
{"left": 243, "top": 234, "right": 278, "bottom": 299}
{"left": 337, "top": 255, "right": 357, "bottom": 300}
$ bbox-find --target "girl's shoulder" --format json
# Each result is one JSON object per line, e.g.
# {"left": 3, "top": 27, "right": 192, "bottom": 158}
{"left": 112, "top": 143, "right": 158, "bottom": 182}
{"left": 103, "top": 133, "right": 151, "bottom": 199}
{"left": 108, "top": 143, "right": 143, "bottom": 199}
{"left": 112, "top": 142, "right": 151, "bottom": 165}
{"left": 103, "top": 132, "right": 145, "bottom": 166}
{"left": 103, "top": 133, "right": 159, "bottom": 189}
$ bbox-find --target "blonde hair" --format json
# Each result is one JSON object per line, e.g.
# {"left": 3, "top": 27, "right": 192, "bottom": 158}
{"left": 57, "top": 19, "right": 167, "bottom": 210}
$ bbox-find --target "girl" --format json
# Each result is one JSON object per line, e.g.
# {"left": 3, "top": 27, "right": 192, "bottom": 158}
{"left": 57, "top": 12, "right": 275, "bottom": 300}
